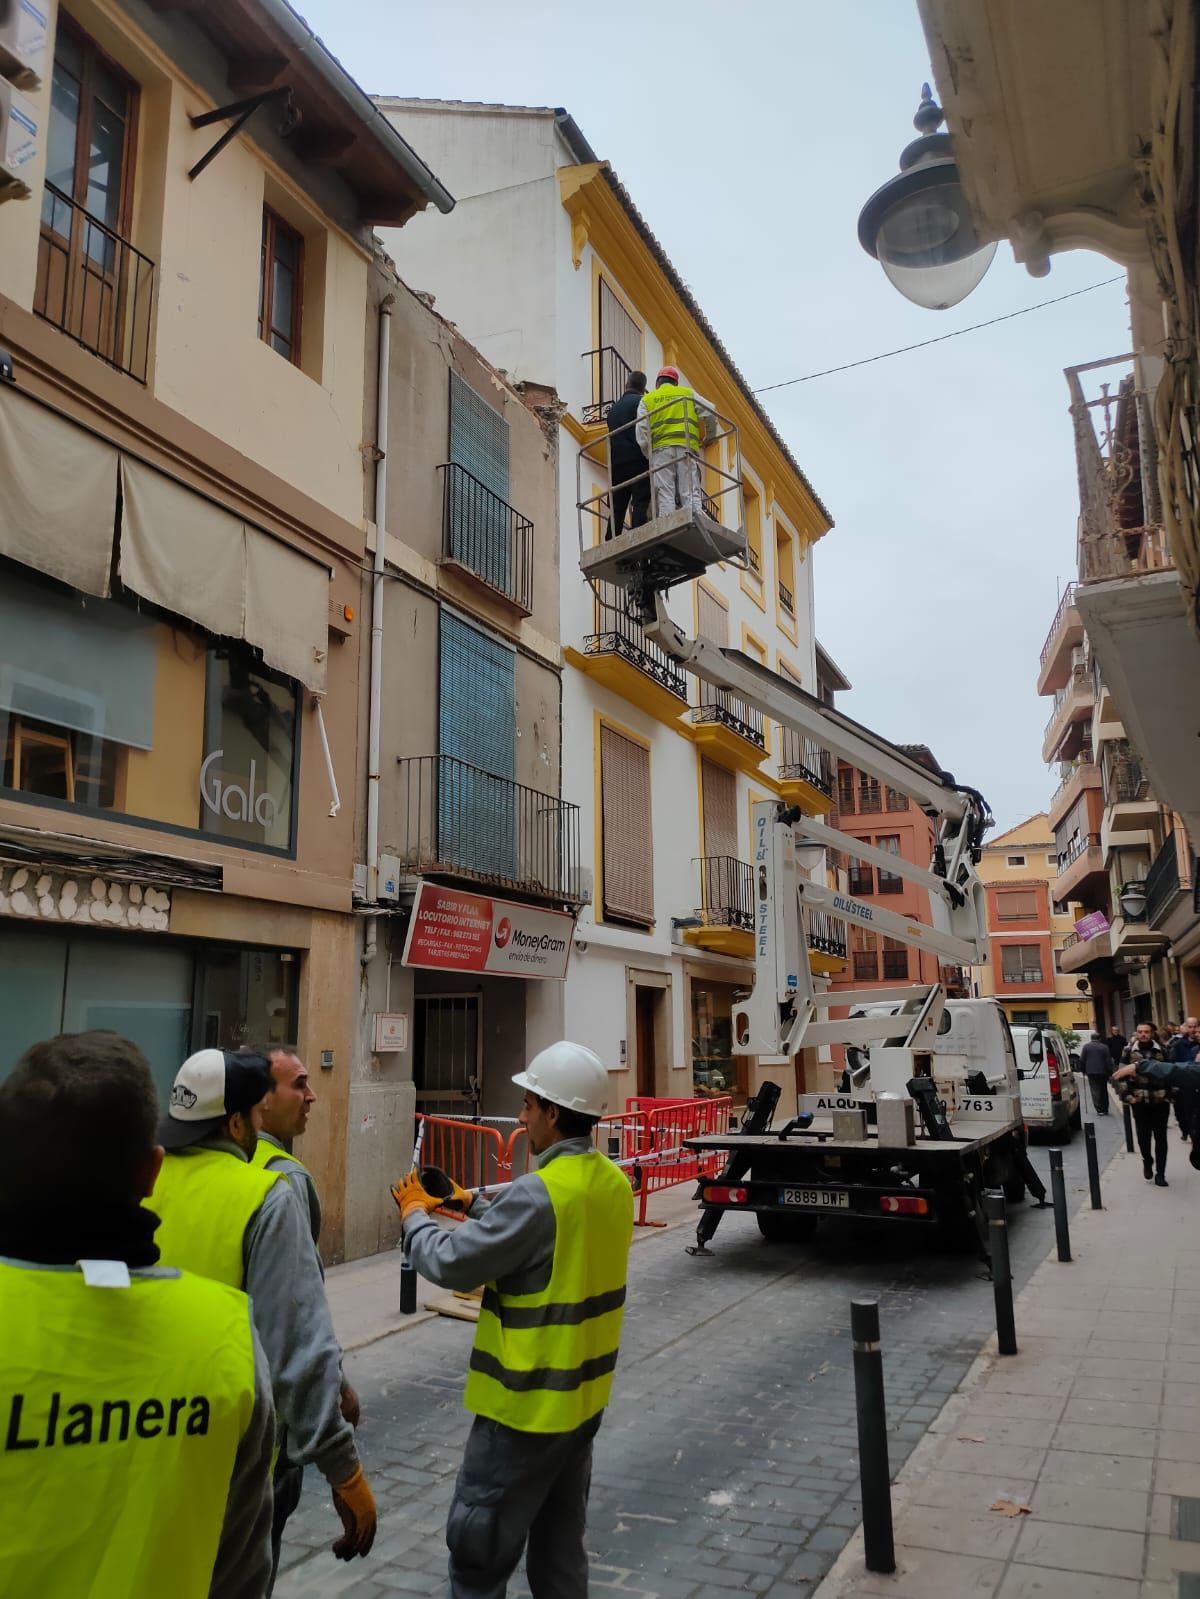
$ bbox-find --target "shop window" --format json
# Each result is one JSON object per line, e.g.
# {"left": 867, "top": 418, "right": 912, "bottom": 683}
{"left": 2, "top": 714, "right": 121, "bottom": 807}
{"left": 876, "top": 835, "right": 903, "bottom": 894}
{"left": 691, "top": 979, "right": 747, "bottom": 1099}
{"left": 200, "top": 647, "right": 298, "bottom": 852}
{"left": 197, "top": 946, "right": 299, "bottom": 1053}
{"left": 259, "top": 207, "right": 303, "bottom": 363}
{"left": 600, "top": 724, "right": 653, "bottom": 928}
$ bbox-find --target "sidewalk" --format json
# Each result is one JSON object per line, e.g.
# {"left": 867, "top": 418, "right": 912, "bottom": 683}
{"left": 324, "top": 1181, "right": 702, "bottom": 1353}
{"left": 815, "top": 1129, "right": 1200, "bottom": 1599}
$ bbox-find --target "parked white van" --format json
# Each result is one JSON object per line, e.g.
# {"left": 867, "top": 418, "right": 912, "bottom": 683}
{"left": 1009, "top": 1025, "right": 1080, "bottom": 1140}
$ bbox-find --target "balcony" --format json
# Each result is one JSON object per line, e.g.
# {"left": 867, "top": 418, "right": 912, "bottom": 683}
{"left": 568, "top": 581, "right": 688, "bottom": 729}
{"left": 1058, "top": 926, "right": 1112, "bottom": 974}
{"left": 580, "top": 345, "right": 632, "bottom": 427}
{"left": 393, "top": 755, "right": 582, "bottom": 907}
{"left": 35, "top": 184, "right": 155, "bottom": 384}
{"left": 1100, "top": 741, "right": 1159, "bottom": 851}
{"left": 778, "top": 579, "right": 795, "bottom": 618}
{"left": 1047, "top": 751, "right": 1101, "bottom": 831}
{"left": 806, "top": 908, "right": 848, "bottom": 976}
{"left": 680, "top": 856, "right": 753, "bottom": 958}
{"left": 1145, "top": 829, "right": 1196, "bottom": 945}
{"left": 779, "top": 733, "right": 832, "bottom": 816}
{"left": 1040, "top": 663, "right": 1095, "bottom": 764}
{"left": 689, "top": 689, "right": 766, "bottom": 772}
{"left": 438, "top": 463, "right": 534, "bottom": 615}
{"left": 1054, "top": 831, "right": 1105, "bottom": 903}
{"left": 1037, "top": 582, "right": 1085, "bottom": 697}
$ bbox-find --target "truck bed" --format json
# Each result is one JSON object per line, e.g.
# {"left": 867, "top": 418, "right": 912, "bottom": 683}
{"left": 685, "top": 1122, "right": 1016, "bottom": 1157}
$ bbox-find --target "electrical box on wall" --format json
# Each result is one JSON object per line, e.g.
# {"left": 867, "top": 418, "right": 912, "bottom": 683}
{"left": 374, "top": 1013, "right": 409, "bottom": 1052}
{"left": 378, "top": 853, "right": 401, "bottom": 902}
{"left": 0, "top": 1, "right": 47, "bottom": 90}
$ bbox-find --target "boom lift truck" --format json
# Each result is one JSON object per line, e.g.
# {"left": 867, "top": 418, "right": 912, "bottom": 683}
{"left": 578, "top": 414, "right": 1035, "bottom": 1256}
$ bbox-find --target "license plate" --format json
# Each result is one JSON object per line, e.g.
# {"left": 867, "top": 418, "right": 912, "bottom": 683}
{"left": 779, "top": 1187, "right": 849, "bottom": 1209}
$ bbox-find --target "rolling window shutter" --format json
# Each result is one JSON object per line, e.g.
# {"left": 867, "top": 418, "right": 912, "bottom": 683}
{"left": 438, "top": 613, "right": 517, "bottom": 882}
{"left": 599, "top": 278, "right": 641, "bottom": 373}
{"left": 601, "top": 725, "right": 653, "bottom": 926}
{"left": 999, "top": 890, "right": 1038, "bottom": 918}
{"left": 701, "top": 758, "right": 738, "bottom": 859}
{"left": 696, "top": 586, "right": 729, "bottom": 645}
{"left": 449, "top": 372, "right": 510, "bottom": 500}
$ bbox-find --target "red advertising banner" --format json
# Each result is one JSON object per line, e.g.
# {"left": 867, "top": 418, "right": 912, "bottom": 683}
{"left": 401, "top": 881, "right": 575, "bottom": 981}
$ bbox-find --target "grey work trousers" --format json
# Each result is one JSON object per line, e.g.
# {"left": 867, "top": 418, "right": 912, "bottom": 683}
{"left": 446, "top": 1412, "right": 602, "bottom": 1599}
{"left": 650, "top": 445, "right": 702, "bottom": 518}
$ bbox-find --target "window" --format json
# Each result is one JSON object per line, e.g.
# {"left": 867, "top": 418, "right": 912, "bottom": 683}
{"left": 1011, "top": 1010, "right": 1051, "bottom": 1027}
{"left": 200, "top": 647, "right": 298, "bottom": 851}
{"left": 837, "top": 763, "right": 856, "bottom": 816}
{"left": 3, "top": 715, "right": 120, "bottom": 807}
{"left": 691, "top": 980, "right": 748, "bottom": 1099}
{"left": 776, "top": 525, "right": 795, "bottom": 618}
{"left": 848, "top": 861, "right": 874, "bottom": 896}
{"left": 1006, "top": 855, "right": 1026, "bottom": 867}
{"left": 437, "top": 613, "right": 516, "bottom": 880}
{"left": 858, "top": 776, "right": 881, "bottom": 812}
{"left": 885, "top": 786, "right": 908, "bottom": 812}
{"left": 1000, "top": 944, "right": 1043, "bottom": 985}
{"left": 36, "top": 17, "right": 144, "bottom": 376}
{"left": 259, "top": 207, "right": 303, "bottom": 363}
{"left": 597, "top": 276, "right": 641, "bottom": 410}
{"left": 876, "top": 835, "right": 903, "bottom": 894}
{"left": 701, "top": 758, "right": 738, "bottom": 860}
{"left": 851, "top": 925, "right": 878, "bottom": 980}
{"left": 447, "top": 372, "right": 514, "bottom": 597}
{"left": 743, "top": 480, "right": 763, "bottom": 576}
{"left": 1046, "top": 853, "right": 1057, "bottom": 867}
{"left": 600, "top": 724, "right": 653, "bottom": 927}
{"left": 882, "top": 938, "right": 908, "bottom": 980}
{"left": 996, "top": 890, "right": 1038, "bottom": 921}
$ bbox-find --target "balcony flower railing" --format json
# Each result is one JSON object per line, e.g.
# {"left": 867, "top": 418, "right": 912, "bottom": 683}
{"left": 780, "top": 734, "right": 832, "bottom": 797}
{"left": 1067, "top": 361, "right": 1172, "bottom": 583}
{"left": 581, "top": 345, "right": 633, "bottom": 425}
{"left": 805, "top": 908, "right": 847, "bottom": 961}
{"left": 1146, "top": 829, "right": 1193, "bottom": 928}
{"left": 694, "top": 855, "right": 753, "bottom": 932}
{"left": 585, "top": 581, "right": 687, "bottom": 702}
{"left": 778, "top": 579, "right": 795, "bottom": 616}
{"left": 393, "top": 755, "right": 582, "bottom": 906}
{"left": 35, "top": 183, "right": 155, "bottom": 383}
{"left": 1039, "top": 582, "right": 1077, "bottom": 670}
{"left": 1056, "top": 832, "right": 1102, "bottom": 876}
{"left": 691, "top": 689, "right": 765, "bottom": 750}
{"left": 438, "top": 463, "right": 534, "bottom": 613}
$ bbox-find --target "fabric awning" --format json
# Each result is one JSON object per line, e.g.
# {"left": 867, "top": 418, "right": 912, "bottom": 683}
{"left": 119, "top": 459, "right": 329, "bottom": 691}
{"left": 0, "top": 389, "right": 119, "bottom": 597}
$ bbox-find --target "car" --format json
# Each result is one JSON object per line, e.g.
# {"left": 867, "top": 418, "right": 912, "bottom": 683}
{"left": 1010, "top": 1024, "right": 1080, "bottom": 1140}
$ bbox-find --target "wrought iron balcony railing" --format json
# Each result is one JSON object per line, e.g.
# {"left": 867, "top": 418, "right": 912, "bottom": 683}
{"left": 36, "top": 183, "right": 155, "bottom": 383}
{"left": 780, "top": 733, "right": 833, "bottom": 797}
{"left": 1146, "top": 829, "right": 1193, "bottom": 928}
{"left": 1102, "top": 740, "right": 1147, "bottom": 805}
{"left": 438, "top": 463, "right": 534, "bottom": 613}
{"left": 690, "top": 688, "right": 765, "bottom": 750}
{"left": 393, "top": 755, "right": 582, "bottom": 906}
{"left": 581, "top": 345, "right": 632, "bottom": 425}
{"left": 694, "top": 855, "right": 753, "bottom": 932}
{"left": 778, "top": 579, "right": 795, "bottom": 616}
{"left": 1056, "top": 831, "right": 1102, "bottom": 875}
{"left": 1000, "top": 970, "right": 1046, "bottom": 985}
{"left": 1039, "top": 582, "right": 1077, "bottom": 669}
{"left": 1067, "top": 361, "right": 1172, "bottom": 583}
{"left": 806, "top": 908, "right": 847, "bottom": 961}
{"left": 585, "top": 581, "right": 687, "bottom": 702}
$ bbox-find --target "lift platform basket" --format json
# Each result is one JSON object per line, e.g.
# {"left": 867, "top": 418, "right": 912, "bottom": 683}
{"left": 580, "top": 507, "right": 748, "bottom": 598}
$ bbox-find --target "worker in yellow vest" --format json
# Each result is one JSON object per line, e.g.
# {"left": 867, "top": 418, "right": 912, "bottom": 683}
{"left": 635, "top": 365, "right": 718, "bottom": 520}
{"left": 152, "top": 1047, "right": 376, "bottom": 1575}
{"left": 0, "top": 1030, "right": 275, "bottom": 1599}
{"left": 393, "top": 1042, "right": 633, "bottom": 1599}
{"left": 248, "top": 1044, "right": 360, "bottom": 1571}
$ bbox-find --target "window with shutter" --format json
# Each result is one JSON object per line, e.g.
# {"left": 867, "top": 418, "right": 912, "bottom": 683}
{"left": 876, "top": 834, "right": 902, "bottom": 894}
{"left": 448, "top": 373, "right": 511, "bottom": 594}
{"left": 598, "top": 276, "right": 641, "bottom": 402}
{"left": 701, "top": 758, "right": 738, "bottom": 859}
{"left": 1000, "top": 944, "right": 1043, "bottom": 983}
{"left": 851, "top": 924, "right": 878, "bottom": 979}
{"left": 996, "top": 890, "right": 1038, "bottom": 921}
{"left": 600, "top": 725, "right": 653, "bottom": 927}
{"left": 438, "top": 612, "right": 516, "bottom": 881}
{"left": 696, "top": 585, "right": 729, "bottom": 645}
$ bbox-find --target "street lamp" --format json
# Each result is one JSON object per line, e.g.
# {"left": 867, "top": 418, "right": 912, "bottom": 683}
{"left": 858, "top": 84, "right": 997, "bottom": 310}
{"left": 1118, "top": 881, "right": 1148, "bottom": 920}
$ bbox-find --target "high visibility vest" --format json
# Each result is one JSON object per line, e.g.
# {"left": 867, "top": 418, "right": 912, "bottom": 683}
{"left": 464, "top": 1149, "right": 633, "bottom": 1433}
{"left": 251, "top": 1136, "right": 321, "bottom": 1247}
{"left": 149, "top": 1148, "right": 280, "bottom": 1289}
{"left": 0, "top": 1259, "right": 256, "bottom": 1598}
{"left": 642, "top": 383, "right": 701, "bottom": 453}
{"left": 250, "top": 1136, "right": 310, "bottom": 1178}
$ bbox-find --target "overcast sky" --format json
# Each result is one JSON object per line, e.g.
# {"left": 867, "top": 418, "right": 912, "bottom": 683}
{"left": 299, "top": 0, "right": 1129, "bottom": 835}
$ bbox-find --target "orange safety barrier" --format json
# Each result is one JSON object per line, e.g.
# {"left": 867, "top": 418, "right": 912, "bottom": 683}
{"left": 630, "top": 1096, "right": 733, "bottom": 1225}
{"left": 415, "top": 1114, "right": 508, "bottom": 1193}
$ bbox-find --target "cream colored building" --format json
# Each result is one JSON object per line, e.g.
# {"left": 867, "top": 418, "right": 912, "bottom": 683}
{"left": 0, "top": 0, "right": 450, "bottom": 1260}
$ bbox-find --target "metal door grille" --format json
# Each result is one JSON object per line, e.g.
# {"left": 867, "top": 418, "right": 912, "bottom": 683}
{"left": 414, "top": 994, "right": 481, "bottom": 1113}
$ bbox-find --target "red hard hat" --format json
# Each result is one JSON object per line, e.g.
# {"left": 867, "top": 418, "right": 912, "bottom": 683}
{"left": 657, "top": 366, "right": 680, "bottom": 383}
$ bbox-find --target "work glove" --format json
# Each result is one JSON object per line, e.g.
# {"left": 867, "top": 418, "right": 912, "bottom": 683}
{"left": 390, "top": 1169, "right": 442, "bottom": 1223}
{"left": 420, "top": 1164, "right": 473, "bottom": 1213}
{"left": 340, "top": 1380, "right": 361, "bottom": 1428}
{"left": 331, "top": 1464, "right": 376, "bottom": 1560}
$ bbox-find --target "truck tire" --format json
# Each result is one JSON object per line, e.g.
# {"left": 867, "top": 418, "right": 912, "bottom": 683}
{"left": 756, "top": 1211, "right": 818, "bottom": 1244}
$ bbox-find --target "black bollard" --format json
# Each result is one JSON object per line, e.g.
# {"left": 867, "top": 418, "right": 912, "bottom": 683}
{"left": 985, "top": 1190, "right": 1017, "bottom": 1355}
{"left": 1123, "top": 1101, "right": 1134, "bottom": 1153}
{"left": 851, "top": 1299, "right": 895, "bottom": 1574}
{"left": 399, "top": 1254, "right": 418, "bottom": 1314}
{"left": 1049, "top": 1148, "right": 1071, "bottom": 1262}
{"left": 1084, "top": 1122, "right": 1103, "bottom": 1210}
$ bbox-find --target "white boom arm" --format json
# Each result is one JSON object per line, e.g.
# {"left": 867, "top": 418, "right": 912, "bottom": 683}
{"left": 644, "top": 592, "right": 992, "bottom": 1061}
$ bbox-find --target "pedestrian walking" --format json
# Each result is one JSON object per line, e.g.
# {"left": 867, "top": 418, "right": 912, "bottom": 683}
{"left": 605, "top": 369, "right": 650, "bottom": 539}
{"left": 1112, "top": 1023, "right": 1172, "bottom": 1185}
{"left": 1119, "top": 1045, "right": 1200, "bottom": 1171}
{"left": 1079, "top": 1030, "right": 1114, "bottom": 1115}
{"left": 636, "top": 365, "right": 717, "bottom": 520}
{"left": 1107, "top": 1024, "right": 1128, "bottom": 1067}
{"left": 1167, "top": 1017, "right": 1200, "bottom": 1142}
{"left": 393, "top": 1042, "right": 634, "bottom": 1599}
{"left": 249, "top": 1045, "right": 361, "bottom": 1575}
{"left": 150, "top": 1048, "right": 376, "bottom": 1571}
{"left": 0, "top": 1032, "right": 275, "bottom": 1599}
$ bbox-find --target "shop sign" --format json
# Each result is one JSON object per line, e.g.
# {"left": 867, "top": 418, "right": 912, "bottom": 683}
{"left": 199, "top": 750, "right": 280, "bottom": 830}
{"left": 1074, "top": 910, "right": 1110, "bottom": 941}
{"left": 402, "top": 881, "right": 574, "bottom": 981}
{"left": 374, "top": 1012, "right": 409, "bottom": 1052}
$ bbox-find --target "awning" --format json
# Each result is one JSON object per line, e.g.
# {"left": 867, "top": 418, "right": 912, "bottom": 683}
{"left": 120, "top": 459, "right": 330, "bottom": 691}
{"left": 0, "top": 388, "right": 118, "bottom": 597}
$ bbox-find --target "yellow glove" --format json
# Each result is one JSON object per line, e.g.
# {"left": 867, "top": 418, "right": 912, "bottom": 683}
{"left": 390, "top": 1168, "right": 441, "bottom": 1223}
{"left": 331, "top": 1464, "right": 376, "bottom": 1560}
{"left": 420, "top": 1164, "right": 474, "bottom": 1213}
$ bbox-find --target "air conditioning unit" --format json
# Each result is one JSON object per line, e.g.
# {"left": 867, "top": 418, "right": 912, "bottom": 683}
{"left": 0, "top": 76, "right": 36, "bottom": 201}
{"left": 0, "top": 1, "right": 48, "bottom": 90}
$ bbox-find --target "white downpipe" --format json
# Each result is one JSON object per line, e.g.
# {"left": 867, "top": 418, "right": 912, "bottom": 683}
{"left": 363, "top": 293, "right": 394, "bottom": 967}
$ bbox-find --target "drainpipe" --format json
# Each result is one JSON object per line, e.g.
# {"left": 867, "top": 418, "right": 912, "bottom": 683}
{"left": 363, "top": 290, "right": 395, "bottom": 968}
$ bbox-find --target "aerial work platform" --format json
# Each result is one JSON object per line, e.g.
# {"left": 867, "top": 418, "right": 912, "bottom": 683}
{"left": 579, "top": 506, "right": 748, "bottom": 602}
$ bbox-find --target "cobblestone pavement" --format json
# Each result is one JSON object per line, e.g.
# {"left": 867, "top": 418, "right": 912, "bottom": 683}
{"left": 276, "top": 1114, "right": 1123, "bottom": 1599}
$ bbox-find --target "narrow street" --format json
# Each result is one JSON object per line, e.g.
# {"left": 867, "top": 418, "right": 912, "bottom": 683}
{"left": 277, "top": 1112, "right": 1123, "bottom": 1599}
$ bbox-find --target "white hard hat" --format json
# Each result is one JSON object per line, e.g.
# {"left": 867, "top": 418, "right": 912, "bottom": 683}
{"left": 513, "top": 1041, "right": 609, "bottom": 1117}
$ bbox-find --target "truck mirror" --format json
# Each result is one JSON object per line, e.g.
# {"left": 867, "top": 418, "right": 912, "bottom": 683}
{"left": 1027, "top": 1033, "right": 1044, "bottom": 1063}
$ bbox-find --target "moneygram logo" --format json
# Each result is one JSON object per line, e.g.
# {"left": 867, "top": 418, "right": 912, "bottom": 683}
{"left": 494, "top": 916, "right": 512, "bottom": 949}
